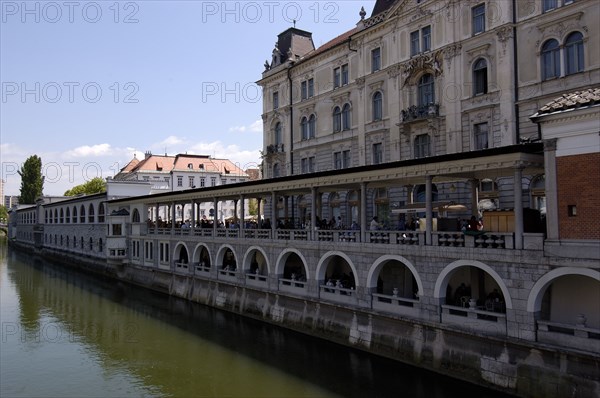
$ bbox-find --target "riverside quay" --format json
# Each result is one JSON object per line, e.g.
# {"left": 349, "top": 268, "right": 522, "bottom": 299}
{"left": 9, "top": 142, "right": 600, "bottom": 398}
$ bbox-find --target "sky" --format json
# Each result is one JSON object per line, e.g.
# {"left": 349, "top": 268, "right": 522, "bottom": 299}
{"left": 1, "top": 0, "right": 376, "bottom": 196}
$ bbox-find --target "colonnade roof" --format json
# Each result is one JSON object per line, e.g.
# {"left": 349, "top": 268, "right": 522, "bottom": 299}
{"left": 109, "top": 143, "right": 544, "bottom": 205}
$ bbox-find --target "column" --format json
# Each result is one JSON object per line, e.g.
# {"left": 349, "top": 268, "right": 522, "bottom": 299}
{"left": 283, "top": 195, "right": 289, "bottom": 224}
{"left": 171, "top": 202, "right": 176, "bottom": 232}
{"left": 514, "top": 165, "right": 524, "bottom": 250}
{"left": 469, "top": 179, "right": 479, "bottom": 216}
{"left": 271, "top": 192, "right": 277, "bottom": 234}
{"left": 311, "top": 187, "right": 317, "bottom": 234}
{"left": 360, "top": 182, "right": 367, "bottom": 242}
{"left": 425, "top": 175, "right": 433, "bottom": 245}
{"left": 190, "top": 200, "right": 195, "bottom": 228}
{"left": 544, "top": 139, "right": 559, "bottom": 240}
{"left": 213, "top": 197, "right": 218, "bottom": 234}
{"left": 257, "top": 198, "right": 262, "bottom": 227}
{"left": 239, "top": 195, "right": 245, "bottom": 233}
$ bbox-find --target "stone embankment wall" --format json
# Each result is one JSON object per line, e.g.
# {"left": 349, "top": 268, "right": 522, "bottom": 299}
{"left": 10, "top": 241, "right": 600, "bottom": 398}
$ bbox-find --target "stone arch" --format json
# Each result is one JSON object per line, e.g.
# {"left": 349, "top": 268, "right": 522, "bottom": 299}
{"left": 275, "top": 248, "right": 309, "bottom": 280}
{"left": 216, "top": 244, "right": 238, "bottom": 270}
{"left": 173, "top": 241, "right": 189, "bottom": 264}
{"left": 192, "top": 243, "right": 212, "bottom": 266}
{"left": 367, "top": 255, "right": 424, "bottom": 297}
{"left": 527, "top": 267, "right": 600, "bottom": 313}
{"left": 242, "top": 246, "right": 271, "bottom": 275}
{"left": 316, "top": 251, "right": 359, "bottom": 287}
{"left": 434, "top": 259, "right": 513, "bottom": 309}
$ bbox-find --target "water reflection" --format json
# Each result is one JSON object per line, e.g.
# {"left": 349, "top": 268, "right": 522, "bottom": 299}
{"left": 1, "top": 240, "right": 514, "bottom": 398}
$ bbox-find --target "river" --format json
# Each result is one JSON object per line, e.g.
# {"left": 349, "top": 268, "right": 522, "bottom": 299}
{"left": 0, "top": 238, "right": 514, "bottom": 398}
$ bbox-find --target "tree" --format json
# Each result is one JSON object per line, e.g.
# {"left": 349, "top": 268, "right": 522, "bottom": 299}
{"left": 0, "top": 205, "right": 7, "bottom": 223}
{"left": 64, "top": 177, "right": 107, "bottom": 196}
{"left": 18, "top": 155, "right": 44, "bottom": 204}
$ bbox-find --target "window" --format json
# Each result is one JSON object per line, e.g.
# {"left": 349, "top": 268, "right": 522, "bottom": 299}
{"left": 66, "top": 208, "right": 70, "bottom": 223}
{"left": 177, "top": 176, "right": 183, "bottom": 187}
{"left": 411, "top": 26, "right": 431, "bottom": 56}
{"left": 145, "top": 241, "right": 153, "bottom": 260}
{"left": 88, "top": 204, "right": 94, "bottom": 223}
{"left": 472, "top": 4, "right": 485, "bottom": 35}
{"left": 188, "top": 176, "right": 194, "bottom": 187}
{"left": 308, "top": 114, "right": 316, "bottom": 138}
{"left": 333, "top": 65, "right": 348, "bottom": 88}
{"left": 341, "top": 64, "right": 349, "bottom": 85}
{"left": 308, "top": 156, "right": 315, "bottom": 173}
{"left": 372, "top": 143, "right": 383, "bottom": 165}
{"left": 211, "top": 177, "right": 216, "bottom": 186}
{"left": 112, "top": 224, "right": 122, "bottom": 236}
{"left": 371, "top": 47, "right": 381, "bottom": 72}
{"left": 187, "top": 163, "right": 193, "bottom": 169}
{"left": 422, "top": 26, "right": 431, "bottom": 52}
{"left": 333, "top": 107, "right": 341, "bottom": 132}
{"left": 274, "top": 122, "right": 282, "bottom": 145}
{"left": 273, "top": 163, "right": 280, "bottom": 178}
{"left": 342, "top": 103, "right": 351, "bottom": 130}
{"left": 301, "top": 158, "right": 309, "bottom": 173}
{"left": 414, "top": 134, "right": 431, "bottom": 158}
{"left": 418, "top": 74, "right": 434, "bottom": 106}
{"left": 410, "top": 30, "right": 420, "bottom": 56}
{"left": 334, "top": 150, "right": 351, "bottom": 170}
{"left": 98, "top": 204, "right": 105, "bottom": 222}
{"left": 80, "top": 205, "right": 85, "bottom": 223}
{"left": 301, "top": 116, "right": 309, "bottom": 140}
{"left": 473, "top": 58, "right": 488, "bottom": 95}
{"left": 542, "top": 0, "right": 557, "bottom": 12}
{"left": 273, "top": 91, "right": 279, "bottom": 109}
{"left": 541, "top": 39, "right": 560, "bottom": 80}
{"left": 565, "top": 32, "right": 584, "bottom": 75}
{"left": 372, "top": 91, "right": 383, "bottom": 121}
{"left": 474, "top": 122, "right": 489, "bottom": 150}
{"left": 200, "top": 177, "right": 205, "bottom": 187}
{"left": 301, "top": 79, "right": 313, "bottom": 100}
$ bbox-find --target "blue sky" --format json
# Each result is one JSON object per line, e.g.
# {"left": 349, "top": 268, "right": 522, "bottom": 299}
{"left": 1, "top": 0, "right": 376, "bottom": 195}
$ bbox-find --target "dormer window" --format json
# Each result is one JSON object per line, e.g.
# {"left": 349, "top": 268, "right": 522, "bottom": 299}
{"left": 188, "top": 163, "right": 193, "bottom": 169}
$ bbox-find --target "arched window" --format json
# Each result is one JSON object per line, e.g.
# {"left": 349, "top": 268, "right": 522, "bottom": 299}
{"left": 415, "top": 184, "right": 438, "bottom": 202}
{"left": 372, "top": 91, "right": 383, "bottom": 121}
{"left": 308, "top": 114, "right": 316, "bottom": 138}
{"left": 132, "top": 208, "right": 141, "bottom": 223}
{"left": 80, "top": 205, "right": 86, "bottom": 223}
{"left": 54, "top": 209, "right": 58, "bottom": 224}
{"left": 72, "top": 206, "right": 77, "bottom": 223}
{"left": 414, "top": 134, "right": 431, "bottom": 159}
{"left": 88, "top": 204, "right": 95, "bottom": 223}
{"left": 332, "top": 107, "right": 341, "bottom": 132}
{"left": 60, "top": 208, "right": 64, "bottom": 224}
{"left": 273, "top": 163, "right": 280, "bottom": 178}
{"left": 98, "top": 204, "right": 105, "bottom": 222}
{"left": 301, "top": 117, "right": 308, "bottom": 140}
{"left": 565, "top": 32, "right": 584, "bottom": 75}
{"left": 541, "top": 39, "right": 560, "bottom": 80}
{"left": 473, "top": 58, "right": 488, "bottom": 95}
{"left": 418, "top": 74, "right": 434, "bottom": 106}
{"left": 274, "top": 122, "right": 282, "bottom": 146}
{"left": 66, "top": 208, "right": 70, "bottom": 223}
{"left": 342, "top": 103, "right": 351, "bottom": 130}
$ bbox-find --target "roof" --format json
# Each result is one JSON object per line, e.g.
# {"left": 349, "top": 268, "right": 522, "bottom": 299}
{"left": 371, "top": 0, "right": 397, "bottom": 17}
{"left": 119, "top": 153, "right": 248, "bottom": 176}
{"left": 120, "top": 156, "right": 139, "bottom": 173}
{"left": 532, "top": 87, "right": 600, "bottom": 118}
{"left": 300, "top": 27, "right": 360, "bottom": 63}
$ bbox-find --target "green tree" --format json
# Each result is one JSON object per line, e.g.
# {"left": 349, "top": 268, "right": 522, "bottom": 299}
{"left": 64, "top": 177, "right": 107, "bottom": 196}
{"left": 0, "top": 205, "right": 8, "bottom": 223}
{"left": 18, "top": 155, "right": 44, "bottom": 204}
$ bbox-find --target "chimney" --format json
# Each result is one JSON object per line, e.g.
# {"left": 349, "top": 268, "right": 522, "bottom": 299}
{"left": 145, "top": 150, "right": 152, "bottom": 159}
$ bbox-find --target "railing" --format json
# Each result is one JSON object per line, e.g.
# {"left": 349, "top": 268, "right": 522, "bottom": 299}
{"left": 537, "top": 320, "right": 600, "bottom": 353}
{"left": 218, "top": 267, "right": 237, "bottom": 278}
{"left": 320, "top": 284, "right": 355, "bottom": 296}
{"left": 401, "top": 103, "right": 440, "bottom": 122}
{"left": 193, "top": 262, "right": 211, "bottom": 274}
{"left": 174, "top": 261, "right": 189, "bottom": 271}
{"left": 144, "top": 226, "right": 538, "bottom": 252}
{"left": 372, "top": 293, "right": 418, "bottom": 307}
{"left": 279, "top": 278, "right": 306, "bottom": 291}
{"left": 246, "top": 272, "right": 268, "bottom": 283}
{"left": 441, "top": 304, "right": 507, "bottom": 335}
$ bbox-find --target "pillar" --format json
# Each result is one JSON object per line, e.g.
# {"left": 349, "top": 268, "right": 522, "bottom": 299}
{"left": 240, "top": 195, "right": 245, "bottom": 232}
{"left": 544, "top": 139, "right": 559, "bottom": 240}
{"left": 425, "top": 175, "right": 433, "bottom": 245}
{"left": 360, "top": 182, "right": 367, "bottom": 242}
{"left": 514, "top": 165, "right": 524, "bottom": 250}
{"left": 469, "top": 179, "right": 479, "bottom": 216}
{"left": 271, "top": 191, "right": 277, "bottom": 234}
{"left": 311, "top": 187, "right": 317, "bottom": 233}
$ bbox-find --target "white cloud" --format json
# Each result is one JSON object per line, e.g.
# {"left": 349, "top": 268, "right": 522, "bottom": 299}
{"left": 228, "top": 120, "right": 263, "bottom": 134}
{"left": 63, "top": 143, "right": 112, "bottom": 158}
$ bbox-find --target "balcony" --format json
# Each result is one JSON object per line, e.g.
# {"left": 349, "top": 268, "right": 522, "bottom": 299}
{"left": 401, "top": 103, "right": 439, "bottom": 122}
